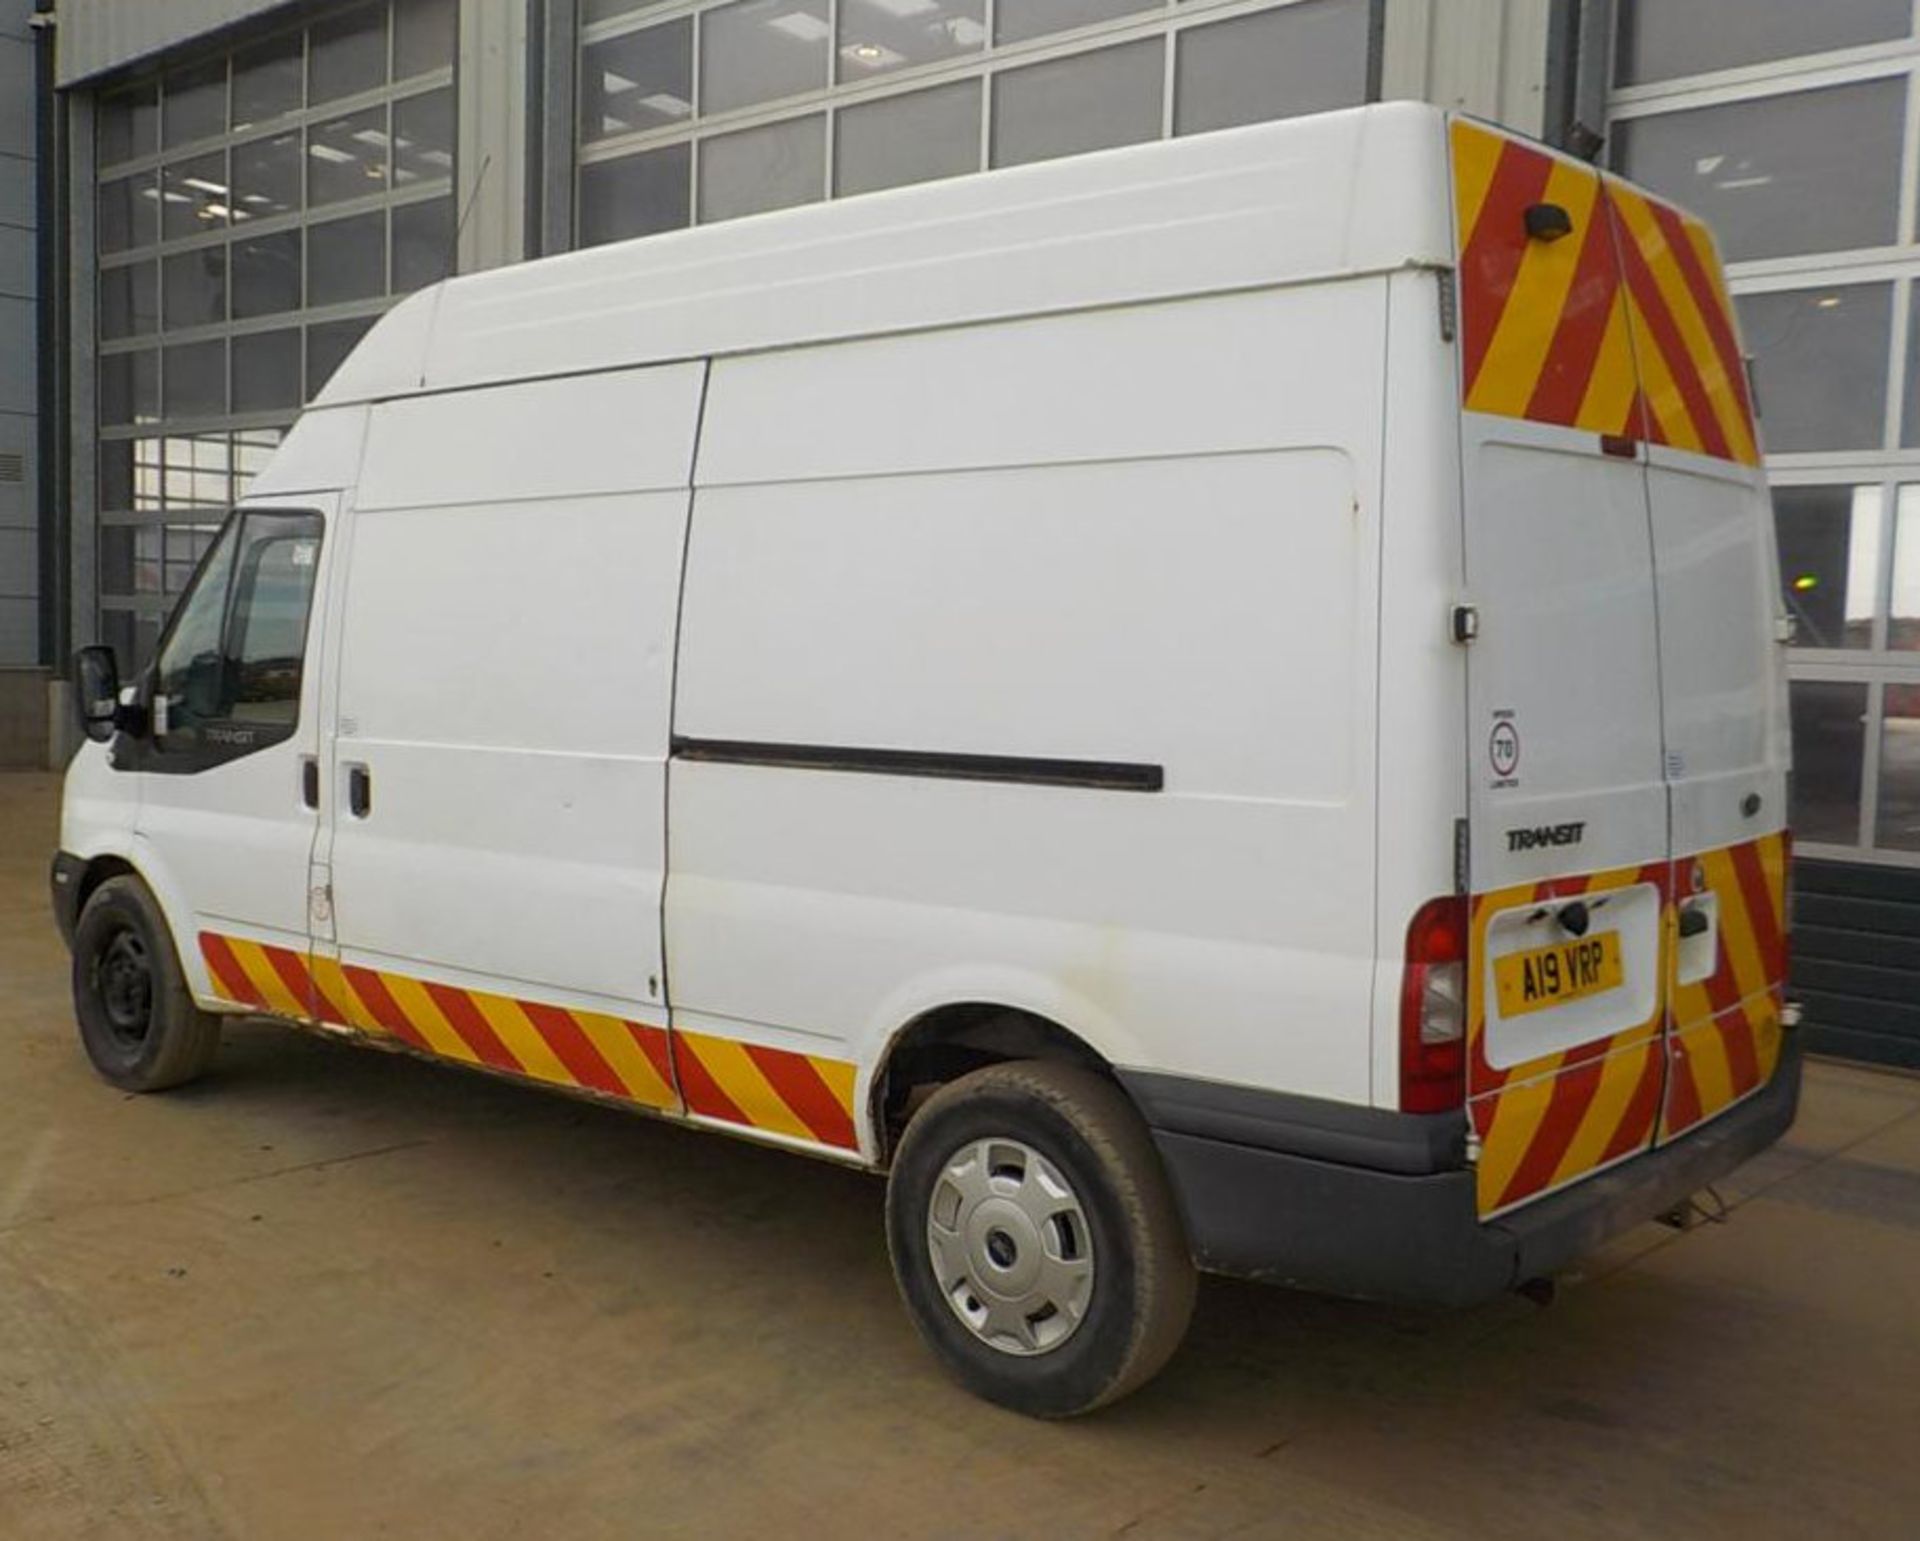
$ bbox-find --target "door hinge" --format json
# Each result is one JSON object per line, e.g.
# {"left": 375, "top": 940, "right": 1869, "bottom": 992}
{"left": 1774, "top": 613, "right": 1797, "bottom": 645}
{"left": 309, "top": 883, "right": 333, "bottom": 925}
{"left": 1436, "top": 268, "right": 1458, "bottom": 343}
{"left": 1450, "top": 603, "right": 1479, "bottom": 644}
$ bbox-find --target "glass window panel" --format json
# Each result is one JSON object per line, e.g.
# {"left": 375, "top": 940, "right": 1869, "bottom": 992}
{"left": 99, "top": 84, "right": 159, "bottom": 167}
{"left": 1612, "top": 82, "right": 1904, "bottom": 264}
{"left": 578, "top": 144, "right": 692, "bottom": 246}
{"left": 164, "top": 523, "right": 226, "bottom": 597}
{"left": 311, "top": 3, "right": 390, "bottom": 104}
{"left": 99, "top": 525, "right": 164, "bottom": 598}
{"left": 232, "top": 31, "right": 305, "bottom": 131}
{"left": 992, "top": 39, "right": 1165, "bottom": 169}
{"left": 1789, "top": 680, "right": 1869, "bottom": 845}
{"left": 165, "top": 435, "right": 234, "bottom": 510}
{"left": 233, "top": 329, "right": 304, "bottom": 413}
{"left": 838, "top": 0, "right": 984, "bottom": 81}
{"left": 996, "top": 0, "right": 1156, "bottom": 47}
{"left": 309, "top": 106, "right": 391, "bottom": 206}
{"left": 699, "top": 115, "right": 826, "bottom": 224}
{"left": 163, "top": 247, "right": 228, "bottom": 330}
{"left": 392, "top": 196, "right": 454, "bottom": 291}
{"left": 396, "top": 0, "right": 459, "bottom": 78}
{"left": 232, "top": 229, "right": 304, "bottom": 319}
{"left": 162, "top": 151, "right": 231, "bottom": 239}
{"left": 1892, "top": 486, "right": 1920, "bottom": 651}
{"left": 1615, "top": 0, "right": 1909, "bottom": 88}
{"left": 163, "top": 59, "right": 227, "bottom": 148}
{"left": 583, "top": 0, "right": 652, "bottom": 22}
{"left": 164, "top": 340, "right": 228, "bottom": 419}
{"left": 581, "top": 19, "right": 693, "bottom": 143}
{"left": 835, "top": 80, "right": 980, "bottom": 197}
{"left": 99, "top": 173, "right": 159, "bottom": 255}
{"left": 232, "top": 129, "right": 303, "bottom": 222}
{"left": 307, "top": 316, "right": 378, "bottom": 399}
{"left": 1880, "top": 684, "right": 1920, "bottom": 850}
{"left": 1738, "top": 284, "right": 1892, "bottom": 454}
{"left": 101, "top": 609, "right": 164, "bottom": 674}
{"left": 100, "top": 437, "right": 166, "bottom": 512}
{"left": 233, "top": 429, "right": 284, "bottom": 498}
{"left": 702, "top": 0, "right": 830, "bottom": 116}
{"left": 100, "top": 351, "right": 159, "bottom": 427}
{"left": 1775, "top": 485, "right": 1882, "bottom": 650}
{"left": 308, "top": 211, "right": 387, "bottom": 305}
{"left": 393, "top": 88, "right": 456, "bottom": 186}
{"left": 99, "top": 442, "right": 133, "bottom": 512}
{"left": 1175, "top": 0, "right": 1371, "bottom": 138}
{"left": 100, "top": 261, "right": 159, "bottom": 341}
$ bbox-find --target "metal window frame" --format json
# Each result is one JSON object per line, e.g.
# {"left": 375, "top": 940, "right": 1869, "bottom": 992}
{"left": 1607, "top": 2, "right": 1920, "bottom": 869}
{"left": 80, "top": 0, "right": 464, "bottom": 667}
{"left": 571, "top": 0, "right": 1381, "bottom": 240}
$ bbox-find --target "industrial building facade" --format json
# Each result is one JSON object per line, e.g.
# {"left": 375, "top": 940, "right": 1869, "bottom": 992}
{"left": 5, "top": 0, "right": 1917, "bottom": 1065}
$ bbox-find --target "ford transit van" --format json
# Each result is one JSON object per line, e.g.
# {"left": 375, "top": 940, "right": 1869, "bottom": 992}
{"left": 53, "top": 103, "right": 1799, "bottom": 1416}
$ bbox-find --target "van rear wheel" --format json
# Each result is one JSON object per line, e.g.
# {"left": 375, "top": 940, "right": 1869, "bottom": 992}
{"left": 885, "top": 1060, "right": 1196, "bottom": 1417}
{"left": 72, "top": 875, "right": 221, "bottom": 1093}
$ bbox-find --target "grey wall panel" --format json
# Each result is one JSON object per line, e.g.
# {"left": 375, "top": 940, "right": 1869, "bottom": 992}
{"left": 0, "top": 151, "right": 32, "bottom": 227}
{"left": 55, "top": 0, "right": 299, "bottom": 86}
{"left": 0, "top": 26, "right": 32, "bottom": 156}
{"left": 0, "top": 302, "right": 31, "bottom": 414}
{"left": 0, "top": 225, "right": 32, "bottom": 298}
{"left": 0, "top": 530, "right": 37, "bottom": 592}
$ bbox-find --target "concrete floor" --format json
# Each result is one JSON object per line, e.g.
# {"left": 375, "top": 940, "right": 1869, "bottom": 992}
{"left": 2, "top": 773, "right": 1916, "bottom": 1540}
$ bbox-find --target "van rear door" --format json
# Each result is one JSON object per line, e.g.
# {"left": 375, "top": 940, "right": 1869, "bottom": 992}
{"left": 1603, "top": 181, "right": 1791, "bottom": 1142}
{"left": 1449, "top": 121, "right": 1672, "bottom": 1218}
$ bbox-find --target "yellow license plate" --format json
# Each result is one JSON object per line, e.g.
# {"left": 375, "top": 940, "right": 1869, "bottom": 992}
{"left": 1493, "top": 931, "right": 1624, "bottom": 1018}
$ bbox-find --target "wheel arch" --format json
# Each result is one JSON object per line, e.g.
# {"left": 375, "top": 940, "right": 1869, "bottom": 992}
{"left": 869, "top": 1002, "right": 1138, "bottom": 1167}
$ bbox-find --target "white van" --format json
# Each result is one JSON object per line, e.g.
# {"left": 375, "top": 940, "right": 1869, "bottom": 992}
{"left": 53, "top": 103, "right": 1799, "bottom": 1416}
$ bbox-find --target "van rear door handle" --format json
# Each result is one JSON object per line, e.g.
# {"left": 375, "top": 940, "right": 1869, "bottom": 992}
{"left": 300, "top": 756, "right": 319, "bottom": 810}
{"left": 347, "top": 763, "right": 372, "bottom": 819}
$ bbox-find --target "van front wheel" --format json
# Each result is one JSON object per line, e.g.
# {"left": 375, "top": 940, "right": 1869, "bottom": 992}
{"left": 885, "top": 1060, "right": 1196, "bottom": 1417}
{"left": 72, "top": 875, "right": 221, "bottom": 1092}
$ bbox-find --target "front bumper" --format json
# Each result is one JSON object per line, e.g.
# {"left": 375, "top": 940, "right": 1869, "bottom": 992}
{"left": 1143, "top": 1038, "right": 1802, "bottom": 1307}
{"left": 50, "top": 851, "right": 88, "bottom": 948}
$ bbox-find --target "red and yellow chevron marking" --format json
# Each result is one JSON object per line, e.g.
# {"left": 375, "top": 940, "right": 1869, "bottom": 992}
{"left": 201, "top": 931, "right": 678, "bottom": 1110}
{"left": 195, "top": 932, "right": 863, "bottom": 1152}
{"left": 1467, "top": 832, "right": 1790, "bottom": 1216}
{"left": 1662, "top": 831, "right": 1788, "bottom": 1140}
{"left": 672, "top": 1029, "right": 860, "bottom": 1152}
{"left": 1468, "top": 862, "right": 1670, "bottom": 1217}
{"left": 1450, "top": 120, "right": 1759, "bottom": 467}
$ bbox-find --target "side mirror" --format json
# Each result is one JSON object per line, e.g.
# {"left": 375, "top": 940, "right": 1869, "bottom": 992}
{"left": 74, "top": 646, "right": 123, "bottom": 744}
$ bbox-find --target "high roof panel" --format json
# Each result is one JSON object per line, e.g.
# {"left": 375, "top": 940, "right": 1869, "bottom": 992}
{"left": 316, "top": 102, "right": 1453, "bottom": 408}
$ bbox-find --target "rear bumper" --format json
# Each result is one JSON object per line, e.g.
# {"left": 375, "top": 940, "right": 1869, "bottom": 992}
{"left": 1135, "top": 1037, "right": 1802, "bottom": 1307}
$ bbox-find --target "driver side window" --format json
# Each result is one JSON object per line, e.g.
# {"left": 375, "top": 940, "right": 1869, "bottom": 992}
{"left": 154, "top": 510, "right": 324, "bottom": 765}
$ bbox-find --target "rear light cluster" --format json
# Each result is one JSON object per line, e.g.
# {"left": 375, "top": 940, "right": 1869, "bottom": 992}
{"left": 1400, "top": 896, "right": 1467, "bottom": 1114}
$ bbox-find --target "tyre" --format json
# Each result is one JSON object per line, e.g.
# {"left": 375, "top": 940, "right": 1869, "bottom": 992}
{"left": 886, "top": 1059, "right": 1197, "bottom": 1417}
{"left": 71, "top": 875, "right": 222, "bottom": 1093}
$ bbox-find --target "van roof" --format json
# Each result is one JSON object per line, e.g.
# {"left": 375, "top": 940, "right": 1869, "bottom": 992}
{"left": 315, "top": 100, "right": 1454, "bottom": 407}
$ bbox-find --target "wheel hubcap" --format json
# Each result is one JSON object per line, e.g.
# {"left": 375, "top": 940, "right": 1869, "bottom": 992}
{"left": 94, "top": 927, "right": 153, "bottom": 1048}
{"left": 926, "top": 1138, "right": 1094, "bottom": 1357}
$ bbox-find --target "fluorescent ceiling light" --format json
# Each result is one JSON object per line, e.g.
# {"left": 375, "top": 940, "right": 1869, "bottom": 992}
{"left": 864, "top": 0, "right": 937, "bottom": 15}
{"left": 180, "top": 176, "right": 229, "bottom": 195}
{"left": 307, "top": 143, "right": 357, "bottom": 163}
{"left": 638, "top": 92, "right": 691, "bottom": 116}
{"left": 603, "top": 70, "right": 638, "bottom": 93}
{"left": 842, "top": 42, "right": 903, "bottom": 66}
{"left": 767, "top": 12, "right": 830, "bottom": 41}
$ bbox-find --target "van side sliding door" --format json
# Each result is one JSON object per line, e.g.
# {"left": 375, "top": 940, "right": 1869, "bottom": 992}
{"left": 309, "top": 367, "right": 704, "bottom": 1114}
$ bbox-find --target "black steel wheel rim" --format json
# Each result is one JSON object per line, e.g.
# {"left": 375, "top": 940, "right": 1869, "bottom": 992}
{"left": 94, "top": 925, "right": 154, "bottom": 1049}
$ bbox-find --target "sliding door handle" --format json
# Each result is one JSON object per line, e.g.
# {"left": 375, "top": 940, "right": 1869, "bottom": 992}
{"left": 347, "top": 763, "right": 372, "bottom": 819}
{"left": 300, "top": 756, "right": 319, "bottom": 810}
